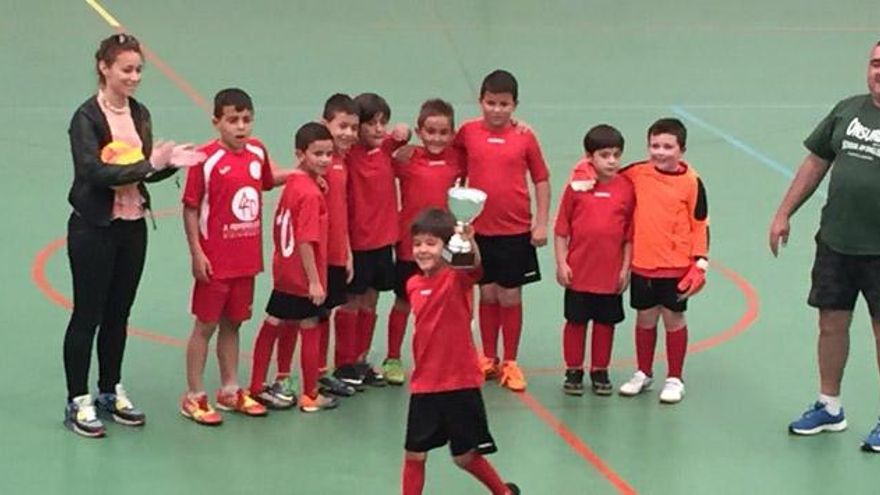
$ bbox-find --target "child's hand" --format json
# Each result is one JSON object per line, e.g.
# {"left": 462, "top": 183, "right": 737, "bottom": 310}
{"left": 617, "top": 268, "right": 631, "bottom": 294}
{"left": 676, "top": 261, "right": 708, "bottom": 300}
{"left": 309, "top": 282, "right": 326, "bottom": 306}
{"left": 530, "top": 224, "right": 548, "bottom": 247}
{"left": 390, "top": 123, "right": 411, "bottom": 143}
{"left": 192, "top": 251, "right": 213, "bottom": 282}
{"left": 170, "top": 143, "right": 206, "bottom": 168}
{"left": 345, "top": 256, "right": 355, "bottom": 284}
{"left": 556, "top": 261, "right": 572, "bottom": 287}
{"left": 458, "top": 223, "right": 475, "bottom": 243}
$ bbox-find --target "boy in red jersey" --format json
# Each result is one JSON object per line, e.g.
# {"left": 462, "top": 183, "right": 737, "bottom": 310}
{"left": 616, "top": 118, "right": 709, "bottom": 404}
{"left": 180, "top": 88, "right": 279, "bottom": 425}
{"left": 334, "top": 93, "right": 410, "bottom": 388}
{"left": 554, "top": 125, "right": 635, "bottom": 396}
{"left": 250, "top": 122, "right": 340, "bottom": 413}
{"left": 401, "top": 209, "right": 520, "bottom": 495}
{"left": 381, "top": 99, "right": 464, "bottom": 386}
{"left": 454, "top": 70, "right": 551, "bottom": 392}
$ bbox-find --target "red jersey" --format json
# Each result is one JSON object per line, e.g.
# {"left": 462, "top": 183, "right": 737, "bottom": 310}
{"left": 271, "top": 172, "right": 328, "bottom": 297}
{"left": 182, "top": 138, "right": 274, "bottom": 279}
{"left": 325, "top": 154, "right": 349, "bottom": 267}
{"left": 395, "top": 147, "right": 463, "bottom": 261}
{"left": 407, "top": 265, "right": 484, "bottom": 394}
{"left": 454, "top": 119, "right": 550, "bottom": 236}
{"left": 345, "top": 136, "right": 405, "bottom": 251}
{"left": 554, "top": 160, "right": 635, "bottom": 294}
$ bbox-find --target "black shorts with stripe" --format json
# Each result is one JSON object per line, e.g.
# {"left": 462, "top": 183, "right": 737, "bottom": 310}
{"left": 404, "top": 388, "right": 498, "bottom": 457}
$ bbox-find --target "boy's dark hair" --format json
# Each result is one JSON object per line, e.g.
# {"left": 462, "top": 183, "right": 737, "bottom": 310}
{"left": 213, "top": 88, "right": 253, "bottom": 119}
{"left": 95, "top": 33, "right": 141, "bottom": 86}
{"left": 354, "top": 93, "right": 391, "bottom": 124}
{"left": 480, "top": 69, "right": 518, "bottom": 102}
{"left": 647, "top": 118, "right": 687, "bottom": 151}
{"left": 411, "top": 208, "right": 456, "bottom": 244}
{"left": 295, "top": 122, "right": 333, "bottom": 151}
{"left": 583, "top": 124, "right": 625, "bottom": 154}
{"left": 417, "top": 99, "right": 455, "bottom": 128}
{"left": 323, "top": 93, "right": 358, "bottom": 121}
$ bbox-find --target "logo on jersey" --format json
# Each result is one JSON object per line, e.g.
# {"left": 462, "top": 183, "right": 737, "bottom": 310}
{"left": 249, "top": 160, "right": 262, "bottom": 180}
{"left": 276, "top": 208, "right": 295, "bottom": 258}
{"left": 232, "top": 186, "right": 260, "bottom": 222}
{"left": 219, "top": 166, "right": 231, "bottom": 175}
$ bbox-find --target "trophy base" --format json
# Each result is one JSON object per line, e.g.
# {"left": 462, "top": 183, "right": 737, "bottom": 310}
{"left": 443, "top": 249, "right": 477, "bottom": 269}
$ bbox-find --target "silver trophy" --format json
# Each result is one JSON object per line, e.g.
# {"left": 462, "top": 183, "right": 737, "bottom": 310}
{"left": 444, "top": 186, "right": 487, "bottom": 268}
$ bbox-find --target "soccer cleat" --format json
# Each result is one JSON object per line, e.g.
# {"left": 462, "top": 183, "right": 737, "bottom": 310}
{"left": 590, "top": 369, "right": 613, "bottom": 397}
{"left": 788, "top": 402, "right": 847, "bottom": 435}
{"left": 563, "top": 368, "right": 585, "bottom": 396}
{"left": 64, "top": 395, "right": 106, "bottom": 438}
{"left": 180, "top": 393, "right": 223, "bottom": 426}
{"left": 254, "top": 380, "right": 296, "bottom": 410}
{"left": 505, "top": 482, "right": 521, "bottom": 494}
{"left": 382, "top": 358, "right": 406, "bottom": 386}
{"left": 480, "top": 356, "right": 501, "bottom": 380}
{"left": 318, "top": 374, "right": 356, "bottom": 397}
{"left": 861, "top": 419, "right": 880, "bottom": 453}
{"left": 333, "top": 365, "right": 366, "bottom": 391}
{"left": 95, "top": 384, "right": 146, "bottom": 426}
{"left": 216, "top": 388, "right": 268, "bottom": 417}
{"left": 299, "top": 393, "right": 340, "bottom": 413}
{"left": 618, "top": 371, "right": 653, "bottom": 397}
{"left": 499, "top": 361, "right": 527, "bottom": 392}
{"left": 357, "top": 362, "right": 387, "bottom": 388}
{"left": 659, "top": 377, "right": 685, "bottom": 404}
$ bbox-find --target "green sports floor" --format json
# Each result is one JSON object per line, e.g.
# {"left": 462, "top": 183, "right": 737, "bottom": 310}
{"left": 3, "top": 1, "right": 880, "bottom": 493}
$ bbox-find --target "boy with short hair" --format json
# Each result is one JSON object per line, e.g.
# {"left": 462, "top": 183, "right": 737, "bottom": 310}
{"left": 334, "top": 92, "right": 410, "bottom": 388}
{"left": 401, "top": 208, "right": 520, "bottom": 495}
{"left": 616, "top": 118, "right": 709, "bottom": 404}
{"left": 382, "top": 98, "right": 464, "bottom": 386}
{"left": 454, "top": 69, "right": 551, "bottom": 392}
{"left": 180, "top": 88, "right": 277, "bottom": 425}
{"left": 554, "top": 124, "right": 635, "bottom": 396}
{"left": 249, "top": 122, "right": 339, "bottom": 413}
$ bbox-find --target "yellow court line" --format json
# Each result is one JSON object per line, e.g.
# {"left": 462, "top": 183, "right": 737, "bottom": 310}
{"left": 85, "top": 0, "right": 121, "bottom": 27}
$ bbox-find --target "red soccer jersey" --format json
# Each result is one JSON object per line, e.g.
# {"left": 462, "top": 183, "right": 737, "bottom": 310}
{"left": 554, "top": 160, "right": 635, "bottom": 294}
{"left": 325, "top": 153, "right": 349, "bottom": 267}
{"left": 345, "top": 136, "right": 405, "bottom": 251}
{"left": 407, "top": 265, "right": 484, "bottom": 394}
{"left": 182, "top": 138, "right": 274, "bottom": 279}
{"left": 454, "top": 119, "right": 550, "bottom": 236}
{"left": 271, "top": 171, "right": 328, "bottom": 297}
{"left": 395, "top": 147, "right": 463, "bottom": 261}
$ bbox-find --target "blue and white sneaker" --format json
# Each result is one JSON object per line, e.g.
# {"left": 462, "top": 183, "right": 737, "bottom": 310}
{"left": 64, "top": 395, "right": 106, "bottom": 438}
{"left": 788, "top": 402, "right": 847, "bottom": 435}
{"left": 95, "top": 384, "right": 146, "bottom": 426}
{"left": 861, "top": 419, "right": 880, "bottom": 453}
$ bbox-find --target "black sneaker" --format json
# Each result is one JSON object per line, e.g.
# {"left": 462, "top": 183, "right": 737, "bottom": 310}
{"left": 333, "top": 365, "right": 366, "bottom": 392}
{"left": 563, "top": 369, "right": 585, "bottom": 396}
{"left": 356, "top": 362, "right": 387, "bottom": 388}
{"left": 319, "top": 374, "right": 356, "bottom": 397}
{"left": 505, "top": 482, "right": 521, "bottom": 494}
{"left": 590, "top": 369, "right": 613, "bottom": 396}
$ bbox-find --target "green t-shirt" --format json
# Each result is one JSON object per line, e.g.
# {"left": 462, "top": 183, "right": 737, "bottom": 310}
{"left": 805, "top": 94, "right": 880, "bottom": 255}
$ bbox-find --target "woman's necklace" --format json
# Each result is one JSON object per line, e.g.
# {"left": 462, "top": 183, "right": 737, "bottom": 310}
{"left": 99, "top": 92, "right": 129, "bottom": 115}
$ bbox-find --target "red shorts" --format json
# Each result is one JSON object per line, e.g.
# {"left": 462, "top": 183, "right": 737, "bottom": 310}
{"left": 191, "top": 276, "right": 255, "bottom": 323}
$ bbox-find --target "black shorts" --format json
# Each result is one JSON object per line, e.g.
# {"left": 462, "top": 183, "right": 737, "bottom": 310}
{"left": 348, "top": 245, "right": 395, "bottom": 294}
{"left": 394, "top": 260, "right": 420, "bottom": 300}
{"left": 405, "top": 388, "right": 497, "bottom": 457}
{"left": 564, "top": 289, "right": 625, "bottom": 325}
{"left": 808, "top": 236, "right": 880, "bottom": 318}
{"left": 323, "top": 265, "right": 348, "bottom": 310}
{"left": 630, "top": 274, "right": 687, "bottom": 312}
{"left": 266, "top": 290, "right": 322, "bottom": 321}
{"left": 475, "top": 233, "right": 541, "bottom": 288}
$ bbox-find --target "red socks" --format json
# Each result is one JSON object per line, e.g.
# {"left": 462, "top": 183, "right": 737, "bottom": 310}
{"left": 402, "top": 458, "right": 426, "bottom": 495}
{"left": 591, "top": 323, "right": 614, "bottom": 371}
{"left": 386, "top": 307, "right": 409, "bottom": 360}
{"left": 500, "top": 304, "right": 523, "bottom": 362}
{"left": 562, "top": 322, "right": 586, "bottom": 369}
{"left": 333, "top": 309, "right": 357, "bottom": 367}
{"left": 635, "top": 326, "right": 658, "bottom": 376}
{"left": 355, "top": 311, "right": 378, "bottom": 361}
{"left": 479, "top": 303, "right": 501, "bottom": 359}
{"left": 666, "top": 326, "right": 688, "bottom": 378}
{"left": 462, "top": 454, "right": 509, "bottom": 495}
{"left": 275, "top": 322, "right": 299, "bottom": 378}
{"left": 249, "top": 320, "right": 280, "bottom": 393}
{"left": 300, "top": 326, "right": 320, "bottom": 399}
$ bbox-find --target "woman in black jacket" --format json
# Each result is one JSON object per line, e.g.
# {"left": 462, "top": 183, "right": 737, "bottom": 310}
{"left": 63, "top": 33, "right": 202, "bottom": 438}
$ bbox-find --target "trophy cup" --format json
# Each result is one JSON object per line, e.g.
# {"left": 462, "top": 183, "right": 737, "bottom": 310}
{"left": 444, "top": 186, "right": 487, "bottom": 268}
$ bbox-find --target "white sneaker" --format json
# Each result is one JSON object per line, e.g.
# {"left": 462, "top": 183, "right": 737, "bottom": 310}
{"left": 659, "top": 378, "right": 685, "bottom": 404}
{"left": 618, "top": 371, "right": 653, "bottom": 396}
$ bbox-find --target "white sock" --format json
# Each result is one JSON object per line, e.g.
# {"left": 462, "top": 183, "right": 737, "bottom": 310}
{"left": 819, "top": 393, "right": 842, "bottom": 415}
{"left": 221, "top": 385, "right": 240, "bottom": 395}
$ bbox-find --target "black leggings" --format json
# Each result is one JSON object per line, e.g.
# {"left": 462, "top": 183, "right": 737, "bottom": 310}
{"left": 63, "top": 213, "right": 147, "bottom": 400}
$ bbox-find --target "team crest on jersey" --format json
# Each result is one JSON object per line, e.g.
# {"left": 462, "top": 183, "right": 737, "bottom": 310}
{"left": 419, "top": 289, "right": 432, "bottom": 296}
{"left": 249, "top": 160, "right": 262, "bottom": 180}
{"left": 487, "top": 137, "right": 506, "bottom": 145}
{"left": 232, "top": 186, "right": 260, "bottom": 222}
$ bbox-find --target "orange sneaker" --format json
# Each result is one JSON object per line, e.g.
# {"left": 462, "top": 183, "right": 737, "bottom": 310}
{"left": 299, "top": 393, "right": 339, "bottom": 413}
{"left": 480, "top": 356, "right": 501, "bottom": 381}
{"left": 216, "top": 388, "right": 268, "bottom": 417}
{"left": 499, "top": 361, "right": 527, "bottom": 392}
{"left": 180, "top": 393, "right": 223, "bottom": 426}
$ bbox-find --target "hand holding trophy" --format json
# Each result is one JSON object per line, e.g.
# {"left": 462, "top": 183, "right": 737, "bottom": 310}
{"left": 443, "top": 186, "right": 487, "bottom": 268}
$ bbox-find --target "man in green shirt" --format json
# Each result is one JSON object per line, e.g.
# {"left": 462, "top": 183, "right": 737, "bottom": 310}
{"left": 770, "top": 41, "right": 880, "bottom": 452}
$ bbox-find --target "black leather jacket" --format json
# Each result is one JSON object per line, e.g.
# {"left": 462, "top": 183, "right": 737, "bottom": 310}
{"left": 67, "top": 95, "right": 176, "bottom": 226}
